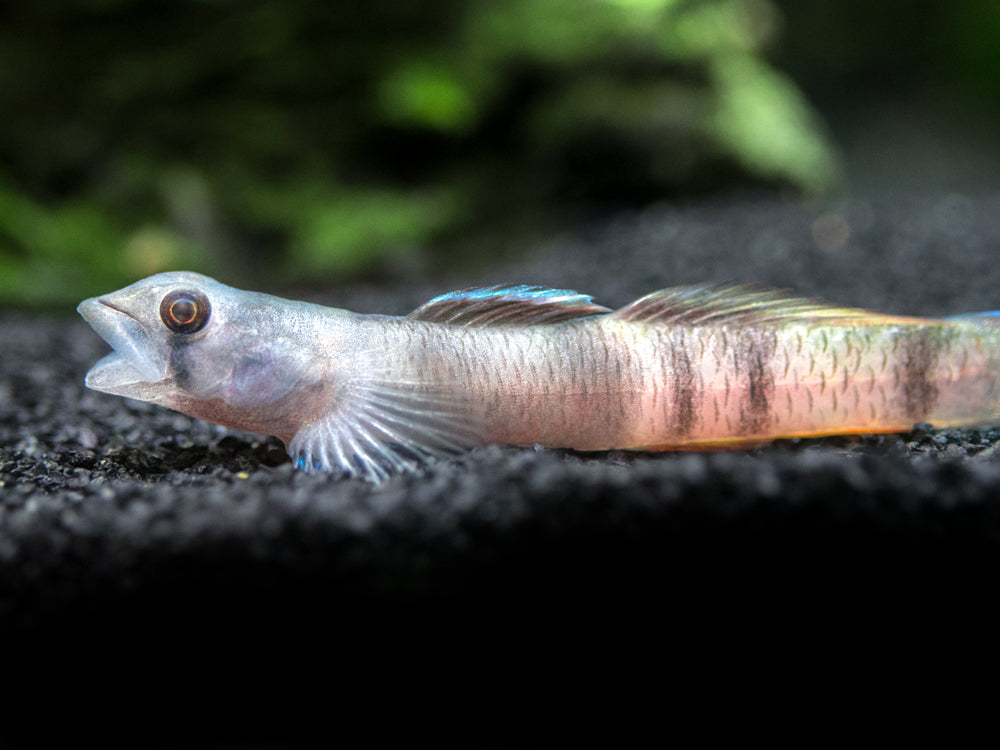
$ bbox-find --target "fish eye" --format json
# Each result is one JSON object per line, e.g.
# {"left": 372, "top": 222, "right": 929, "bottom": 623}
{"left": 160, "top": 289, "right": 211, "bottom": 334}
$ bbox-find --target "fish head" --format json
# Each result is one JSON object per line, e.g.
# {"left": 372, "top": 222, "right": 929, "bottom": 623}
{"left": 78, "top": 271, "right": 326, "bottom": 436}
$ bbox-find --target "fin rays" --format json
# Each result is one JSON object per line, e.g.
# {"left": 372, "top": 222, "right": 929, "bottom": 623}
{"left": 408, "top": 284, "right": 610, "bottom": 327}
{"left": 612, "top": 283, "right": 930, "bottom": 327}
{"left": 407, "top": 283, "right": 929, "bottom": 330}
{"left": 288, "top": 378, "right": 483, "bottom": 482}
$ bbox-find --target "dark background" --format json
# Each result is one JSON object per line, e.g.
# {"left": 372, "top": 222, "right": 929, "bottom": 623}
{"left": 2, "top": 0, "right": 1000, "bottom": 307}
{"left": 3, "top": 2, "right": 1000, "bottom": 746}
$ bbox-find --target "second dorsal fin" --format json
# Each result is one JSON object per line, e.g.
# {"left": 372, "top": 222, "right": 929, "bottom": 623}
{"left": 408, "top": 284, "right": 611, "bottom": 327}
{"left": 612, "top": 284, "right": 930, "bottom": 326}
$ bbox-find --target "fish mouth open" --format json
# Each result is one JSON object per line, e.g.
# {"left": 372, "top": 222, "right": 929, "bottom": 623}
{"left": 78, "top": 296, "right": 168, "bottom": 393}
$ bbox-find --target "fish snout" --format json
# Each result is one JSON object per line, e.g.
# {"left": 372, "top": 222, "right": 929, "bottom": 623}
{"left": 78, "top": 296, "right": 168, "bottom": 383}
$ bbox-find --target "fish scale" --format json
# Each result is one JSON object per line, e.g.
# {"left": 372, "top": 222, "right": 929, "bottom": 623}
{"left": 340, "top": 314, "right": 999, "bottom": 451}
{"left": 78, "top": 272, "right": 1000, "bottom": 481}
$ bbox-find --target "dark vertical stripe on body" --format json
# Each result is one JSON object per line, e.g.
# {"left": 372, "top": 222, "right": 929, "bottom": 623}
{"left": 593, "top": 324, "right": 629, "bottom": 446}
{"left": 735, "top": 328, "right": 777, "bottom": 436}
{"left": 667, "top": 328, "right": 700, "bottom": 437}
{"left": 169, "top": 339, "right": 193, "bottom": 386}
{"left": 898, "top": 328, "right": 944, "bottom": 420}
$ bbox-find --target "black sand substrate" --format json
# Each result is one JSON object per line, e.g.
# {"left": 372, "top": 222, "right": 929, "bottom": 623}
{"left": 3, "top": 194, "right": 1000, "bottom": 743}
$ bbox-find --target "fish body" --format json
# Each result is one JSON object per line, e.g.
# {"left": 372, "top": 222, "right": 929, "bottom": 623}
{"left": 78, "top": 272, "right": 1000, "bottom": 480}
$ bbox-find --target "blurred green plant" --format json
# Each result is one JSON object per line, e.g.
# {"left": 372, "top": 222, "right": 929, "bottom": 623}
{"left": 0, "top": 0, "right": 840, "bottom": 308}
{"left": 772, "top": 0, "right": 1000, "bottom": 106}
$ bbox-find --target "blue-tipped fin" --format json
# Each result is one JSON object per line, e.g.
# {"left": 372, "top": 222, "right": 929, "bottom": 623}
{"left": 408, "top": 284, "right": 611, "bottom": 327}
{"left": 287, "top": 377, "right": 484, "bottom": 482}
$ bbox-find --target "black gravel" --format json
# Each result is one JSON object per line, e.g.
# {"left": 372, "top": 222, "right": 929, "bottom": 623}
{"left": 3, "top": 193, "right": 1000, "bottom": 744}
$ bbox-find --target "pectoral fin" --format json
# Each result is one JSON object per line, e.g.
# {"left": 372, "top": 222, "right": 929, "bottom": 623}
{"left": 287, "top": 379, "right": 484, "bottom": 482}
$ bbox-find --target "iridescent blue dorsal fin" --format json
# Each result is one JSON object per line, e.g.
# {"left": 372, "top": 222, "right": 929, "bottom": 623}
{"left": 408, "top": 284, "right": 612, "bottom": 327}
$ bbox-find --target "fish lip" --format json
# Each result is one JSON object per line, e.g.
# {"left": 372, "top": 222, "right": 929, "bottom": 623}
{"left": 78, "top": 295, "right": 168, "bottom": 384}
{"left": 97, "top": 296, "right": 138, "bottom": 321}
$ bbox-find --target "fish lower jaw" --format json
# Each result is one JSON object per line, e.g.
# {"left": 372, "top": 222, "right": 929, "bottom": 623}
{"left": 85, "top": 352, "right": 142, "bottom": 389}
{"left": 84, "top": 352, "right": 171, "bottom": 401}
